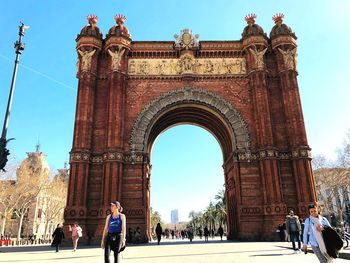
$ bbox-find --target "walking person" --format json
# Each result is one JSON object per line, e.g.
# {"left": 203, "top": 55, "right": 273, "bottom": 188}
{"left": 101, "top": 201, "right": 126, "bottom": 263}
{"left": 52, "top": 224, "right": 65, "bottom": 252}
{"left": 302, "top": 204, "right": 333, "bottom": 262}
{"left": 155, "top": 223, "right": 162, "bottom": 245}
{"left": 286, "top": 209, "right": 302, "bottom": 253}
{"left": 69, "top": 222, "right": 83, "bottom": 251}
{"left": 188, "top": 226, "right": 194, "bottom": 242}
{"left": 204, "top": 226, "right": 209, "bottom": 242}
{"left": 218, "top": 225, "right": 224, "bottom": 241}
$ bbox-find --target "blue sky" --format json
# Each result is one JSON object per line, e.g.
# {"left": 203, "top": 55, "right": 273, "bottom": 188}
{"left": 1, "top": 1, "right": 349, "bottom": 222}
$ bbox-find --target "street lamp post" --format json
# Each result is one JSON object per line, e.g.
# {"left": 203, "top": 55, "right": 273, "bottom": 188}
{"left": 0, "top": 22, "right": 29, "bottom": 172}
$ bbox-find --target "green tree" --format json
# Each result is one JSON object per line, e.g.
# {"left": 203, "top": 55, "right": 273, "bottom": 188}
{"left": 203, "top": 202, "right": 216, "bottom": 232}
{"left": 214, "top": 188, "right": 227, "bottom": 229}
{"left": 150, "top": 207, "right": 163, "bottom": 233}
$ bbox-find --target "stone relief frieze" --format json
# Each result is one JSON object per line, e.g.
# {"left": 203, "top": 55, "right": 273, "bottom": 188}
{"left": 128, "top": 56, "right": 246, "bottom": 76}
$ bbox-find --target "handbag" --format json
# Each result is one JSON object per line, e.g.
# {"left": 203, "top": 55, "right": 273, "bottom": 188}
{"left": 77, "top": 229, "right": 83, "bottom": 237}
{"left": 322, "top": 225, "right": 343, "bottom": 258}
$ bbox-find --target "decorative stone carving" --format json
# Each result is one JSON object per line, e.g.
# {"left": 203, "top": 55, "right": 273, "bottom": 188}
{"left": 124, "top": 208, "right": 144, "bottom": 217}
{"left": 174, "top": 28, "right": 199, "bottom": 50}
{"left": 128, "top": 57, "right": 247, "bottom": 76}
{"left": 78, "top": 49, "right": 96, "bottom": 71}
{"left": 108, "top": 45, "right": 126, "bottom": 71}
{"left": 235, "top": 148, "right": 311, "bottom": 162}
{"left": 179, "top": 53, "right": 196, "bottom": 73}
{"left": 226, "top": 177, "right": 235, "bottom": 192}
{"left": 278, "top": 48, "right": 297, "bottom": 70}
{"left": 249, "top": 46, "right": 267, "bottom": 70}
{"left": 241, "top": 206, "right": 262, "bottom": 214}
{"left": 127, "top": 82, "right": 155, "bottom": 108}
{"left": 130, "top": 87, "right": 251, "bottom": 152}
{"left": 224, "top": 80, "right": 251, "bottom": 105}
{"left": 70, "top": 152, "right": 90, "bottom": 162}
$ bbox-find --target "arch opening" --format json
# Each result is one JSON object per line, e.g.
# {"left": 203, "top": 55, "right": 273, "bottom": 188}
{"left": 150, "top": 124, "right": 225, "bottom": 231}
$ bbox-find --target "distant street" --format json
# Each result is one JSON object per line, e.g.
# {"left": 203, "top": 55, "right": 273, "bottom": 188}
{"left": 1, "top": 238, "right": 349, "bottom": 263}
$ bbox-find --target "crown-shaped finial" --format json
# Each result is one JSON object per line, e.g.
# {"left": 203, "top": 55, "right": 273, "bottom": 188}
{"left": 87, "top": 14, "right": 98, "bottom": 26}
{"left": 245, "top": 13, "right": 257, "bottom": 24}
{"left": 114, "top": 14, "right": 126, "bottom": 25}
{"left": 272, "top": 13, "right": 284, "bottom": 23}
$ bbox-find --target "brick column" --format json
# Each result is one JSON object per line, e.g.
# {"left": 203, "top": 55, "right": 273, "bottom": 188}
{"left": 272, "top": 37, "right": 317, "bottom": 216}
{"left": 244, "top": 41, "right": 284, "bottom": 208}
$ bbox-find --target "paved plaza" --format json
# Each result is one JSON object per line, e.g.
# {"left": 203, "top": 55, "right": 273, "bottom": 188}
{"left": 1, "top": 239, "right": 349, "bottom": 263}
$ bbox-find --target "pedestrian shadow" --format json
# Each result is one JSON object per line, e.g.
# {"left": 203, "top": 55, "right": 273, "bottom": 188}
{"left": 132, "top": 239, "right": 238, "bottom": 247}
{"left": 249, "top": 253, "right": 288, "bottom": 257}
{"left": 0, "top": 254, "right": 100, "bottom": 262}
{"left": 0, "top": 245, "right": 99, "bottom": 254}
{"left": 123, "top": 248, "right": 292, "bottom": 260}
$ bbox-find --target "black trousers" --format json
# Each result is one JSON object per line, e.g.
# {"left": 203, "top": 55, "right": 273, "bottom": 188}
{"left": 290, "top": 231, "right": 301, "bottom": 250}
{"left": 55, "top": 242, "right": 60, "bottom": 252}
{"left": 104, "top": 233, "right": 123, "bottom": 263}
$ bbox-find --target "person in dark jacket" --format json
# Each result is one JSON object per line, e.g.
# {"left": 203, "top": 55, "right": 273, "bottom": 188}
{"left": 52, "top": 224, "right": 65, "bottom": 252}
{"left": 204, "top": 226, "right": 209, "bottom": 242}
{"left": 286, "top": 209, "right": 302, "bottom": 253}
{"left": 218, "top": 225, "right": 224, "bottom": 241}
{"left": 155, "top": 223, "right": 163, "bottom": 245}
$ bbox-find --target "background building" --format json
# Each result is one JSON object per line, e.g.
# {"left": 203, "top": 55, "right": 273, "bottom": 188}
{"left": 171, "top": 210, "right": 179, "bottom": 226}
{"left": 0, "top": 146, "right": 68, "bottom": 240}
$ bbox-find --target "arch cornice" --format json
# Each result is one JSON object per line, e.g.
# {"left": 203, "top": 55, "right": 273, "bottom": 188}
{"left": 129, "top": 87, "right": 251, "bottom": 153}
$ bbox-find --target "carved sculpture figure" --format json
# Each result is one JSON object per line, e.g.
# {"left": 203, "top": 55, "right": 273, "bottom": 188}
{"left": 128, "top": 61, "right": 136, "bottom": 74}
{"left": 78, "top": 49, "right": 96, "bottom": 71}
{"left": 156, "top": 60, "right": 167, "bottom": 75}
{"left": 278, "top": 48, "right": 296, "bottom": 70}
{"left": 205, "top": 60, "right": 214, "bottom": 73}
{"left": 249, "top": 46, "right": 267, "bottom": 70}
{"left": 108, "top": 46, "right": 125, "bottom": 71}
{"left": 139, "top": 61, "right": 149, "bottom": 74}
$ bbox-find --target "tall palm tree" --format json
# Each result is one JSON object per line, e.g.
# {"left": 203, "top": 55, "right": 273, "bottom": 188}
{"left": 214, "top": 188, "right": 227, "bottom": 229}
{"left": 150, "top": 207, "right": 163, "bottom": 233}
{"left": 214, "top": 202, "right": 227, "bottom": 227}
{"left": 204, "top": 202, "right": 216, "bottom": 232}
{"left": 215, "top": 188, "right": 226, "bottom": 208}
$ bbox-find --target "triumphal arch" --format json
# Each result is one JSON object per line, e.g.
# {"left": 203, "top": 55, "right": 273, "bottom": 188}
{"left": 65, "top": 13, "right": 317, "bottom": 243}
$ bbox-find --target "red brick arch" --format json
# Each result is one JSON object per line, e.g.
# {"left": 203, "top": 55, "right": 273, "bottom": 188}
{"left": 65, "top": 19, "right": 317, "bottom": 244}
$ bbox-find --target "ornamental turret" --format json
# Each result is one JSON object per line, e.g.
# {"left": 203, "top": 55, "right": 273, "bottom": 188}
{"left": 270, "top": 13, "right": 297, "bottom": 73}
{"left": 105, "top": 14, "right": 131, "bottom": 73}
{"left": 76, "top": 15, "right": 102, "bottom": 74}
{"left": 241, "top": 14, "right": 268, "bottom": 72}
